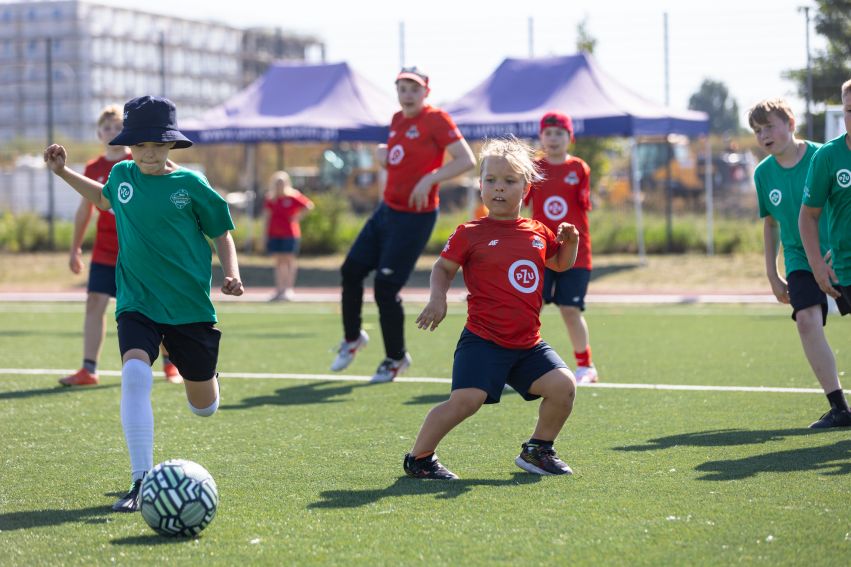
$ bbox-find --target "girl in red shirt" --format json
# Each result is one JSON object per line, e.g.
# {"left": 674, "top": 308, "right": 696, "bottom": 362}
{"left": 264, "top": 171, "right": 314, "bottom": 301}
{"left": 404, "top": 137, "right": 580, "bottom": 480}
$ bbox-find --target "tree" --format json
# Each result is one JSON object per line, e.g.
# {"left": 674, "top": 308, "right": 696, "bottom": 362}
{"left": 687, "top": 79, "right": 740, "bottom": 135}
{"left": 784, "top": 0, "right": 851, "bottom": 139}
{"left": 576, "top": 16, "right": 597, "bottom": 54}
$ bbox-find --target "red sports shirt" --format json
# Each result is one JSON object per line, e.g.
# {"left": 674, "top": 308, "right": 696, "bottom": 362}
{"left": 441, "top": 217, "right": 559, "bottom": 349}
{"left": 83, "top": 153, "right": 130, "bottom": 266}
{"left": 525, "top": 156, "right": 592, "bottom": 269}
{"left": 264, "top": 191, "right": 314, "bottom": 238}
{"left": 383, "top": 105, "right": 462, "bottom": 213}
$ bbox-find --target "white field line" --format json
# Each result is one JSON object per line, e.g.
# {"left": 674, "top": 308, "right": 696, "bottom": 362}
{"left": 0, "top": 368, "right": 839, "bottom": 395}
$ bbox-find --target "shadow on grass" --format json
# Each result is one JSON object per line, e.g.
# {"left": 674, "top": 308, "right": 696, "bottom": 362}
{"left": 0, "top": 505, "right": 110, "bottom": 531}
{"left": 696, "top": 439, "right": 851, "bottom": 480}
{"left": 221, "top": 380, "right": 368, "bottom": 410}
{"left": 0, "top": 383, "right": 118, "bottom": 401}
{"left": 403, "top": 393, "right": 449, "bottom": 406}
{"left": 613, "top": 428, "right": 826, "bottom": 451}
{"left": 309, "top": 473, "right": 541, "bottom": 509}
{"left": 111, "top": 534, "right": 197, "bottom": 546}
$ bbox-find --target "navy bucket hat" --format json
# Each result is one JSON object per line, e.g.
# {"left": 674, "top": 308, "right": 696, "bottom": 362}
{"left": 109, "top": 95, "right": 193, "bottom": 149}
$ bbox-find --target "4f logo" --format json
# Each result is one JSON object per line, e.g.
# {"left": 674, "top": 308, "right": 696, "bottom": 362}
{"left": 508, "top": 260, "right": 539, "bottom": 294}
{"left": 837, "top": 169, "right": 851, "bottom": 189}
{"left": 117, "top": 182, "right": 134, "bottom": 204}
{"left": 769, "top": 189, "right": 782, "bottom": 206}
{"left": 543, "top": 195, "right": 567, "bottom": 221}
{"left": 488, "top": 239, "right": 499, "bottom": 246}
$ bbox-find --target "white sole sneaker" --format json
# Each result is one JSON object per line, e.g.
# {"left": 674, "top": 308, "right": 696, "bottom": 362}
{"left": 370, "top": 352, "right": 412, "bottom": 383}
{"left": 330, "top": 330, "right": 369, "bottom": 372}
{"left": 575, "top": 365, "right": 598, "bottom": 384}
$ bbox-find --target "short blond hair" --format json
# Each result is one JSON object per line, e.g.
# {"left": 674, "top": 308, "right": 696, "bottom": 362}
{"left": 97, "top": 104, "right": 123, "bottom": 127}
{"left": 842, "top": 79, "right": 851, "bottom": 99}
{"left": 747, "top": 98, "right": 795, "bottom": 130}
{"left": 479, "top": 136, "right": 543, "bottom": 184}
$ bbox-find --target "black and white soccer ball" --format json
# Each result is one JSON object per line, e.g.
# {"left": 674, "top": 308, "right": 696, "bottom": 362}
{"left": 140, "top": 459, "right": 219, "bottom": 537}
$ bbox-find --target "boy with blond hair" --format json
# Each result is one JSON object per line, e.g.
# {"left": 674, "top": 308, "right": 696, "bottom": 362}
{"left": 749, "top": 97, "right": 849, "bottom": 428}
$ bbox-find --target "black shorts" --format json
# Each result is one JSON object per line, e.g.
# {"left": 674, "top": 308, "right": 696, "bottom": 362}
{"left": 787, "top": 270, "right": 827, "bottom": 324}
{"left": 88, "top": 262, "right": 117, "bottom": 297}
{"left": 117, "top": 311, "right": 221, "bottom": 381}
{"left": 542, "top": 267, "right": 591, "bottom": 309}
{"left": 833, "top": 285, "right": 851, "bottom": 316}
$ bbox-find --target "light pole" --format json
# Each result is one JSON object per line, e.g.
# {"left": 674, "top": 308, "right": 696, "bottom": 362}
{"left": 800, "top": 6, "right": 814, "bottom": 140}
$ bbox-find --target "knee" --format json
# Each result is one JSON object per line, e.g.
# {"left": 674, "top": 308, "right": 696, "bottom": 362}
{"left": 561, "top": 306, "right": 582, "bottom": 321}
{"left": 374, "top": 279, "right": 402, "bottom": 306}
{"left": 796, "top": 306, "right": 823, "bottom": 334}
{"left": 548, "top": 371, "right": 577, "bottom": 405}
{"left": 447, "top": 389, "right": 486, "bottom": 418}
{"left": 188, "top": 396, "right": 219, "bottom": 417}
{"left": 341, "top": 258, "right": 369, "bottom": 286}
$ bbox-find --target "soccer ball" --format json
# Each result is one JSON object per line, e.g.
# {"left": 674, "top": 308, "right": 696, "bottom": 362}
{"left": 140, "top": 459, "right": 219, "bottom": 537}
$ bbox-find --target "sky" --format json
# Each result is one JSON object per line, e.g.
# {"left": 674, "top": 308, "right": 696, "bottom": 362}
{"left": 88, "top": 0, "right": 825, "bottom": 128}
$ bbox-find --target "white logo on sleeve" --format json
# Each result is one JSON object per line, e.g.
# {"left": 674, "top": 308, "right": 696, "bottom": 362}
{"left": 543, "top": 195, "right": 568, "bottom": 221}
{"left": 508, "top": 259, "right": 539, "bottom": 294}
{"left": 769, "top": 189, "right": 782, "bottom": 206}
{"left": 388, "top": 144, "right": 405, "bottom": 166}
{"left": 837, "top": 169, "right": 851, "bottom": 188}
{"left": 117, "top": 182, "right": 134, "bottom": 204}
{"left": 488, "top": 239, "right": 499, "bottom": 246}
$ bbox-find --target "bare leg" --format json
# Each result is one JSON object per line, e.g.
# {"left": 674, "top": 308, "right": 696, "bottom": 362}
{"left": 281, "top": 253, "right": 297, "bottom": 292}
{"left": 83, "top": 292, "right": 111, "bottom": 362}
{"left": 410, "top": 388, "right": 487, "bottom": 455}
{"left": 527, "top": 368, "right": 577, "bottom": 441}
{"left": 272, "top": 253, "right": 286, "bottom": 294}
{"left": 184, "top": 376, "right": 219, "bottom": 410}
{"left": 796, "top": 305, "right": 841, "bottom": 394}
{"left": 559, "top": 305, "right": 589, "bottom": 353}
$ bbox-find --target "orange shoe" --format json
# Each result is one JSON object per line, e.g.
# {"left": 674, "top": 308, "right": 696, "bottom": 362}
{"left": 163, "top": 362, "right": 183, "bottom": 384}
{"left": 59, "top": 368, "right": 99, "bottom": 387}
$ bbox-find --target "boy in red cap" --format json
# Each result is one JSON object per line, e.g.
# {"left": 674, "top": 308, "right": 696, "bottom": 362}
{"left": 331, "top": 66, "right": 475, "bottom": 383}
{"left": 525, "top": 111, "right": 598, "bottom": 383}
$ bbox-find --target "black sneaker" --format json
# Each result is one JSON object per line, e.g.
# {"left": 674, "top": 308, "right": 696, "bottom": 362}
{"left": 515, "top": 443, "right": 573, "bottom": 475}
{"left": 809, "top": 408, "right": 851, "bottom": 429}
{"left": 111, "top": 479, "right": 142, "bottom": 512}
{"left": 403, "top": 453, "right": 459, "bottom": 480}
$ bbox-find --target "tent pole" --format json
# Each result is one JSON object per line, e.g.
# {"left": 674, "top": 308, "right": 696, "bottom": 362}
{"left": 244, "top": 143, "right": 257, "bottom": 254}
{"left": 704, "top": 136, "right": 714, "bottom": 255}
{"left": 630, "top": 137, "right": 647, "bottom": 265}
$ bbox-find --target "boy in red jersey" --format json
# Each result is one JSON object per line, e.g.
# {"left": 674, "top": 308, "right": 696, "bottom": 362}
{"left": 331, "top": 66, "right": 475, "bottom": 383}
{"left": 404, "top": 137, "right": 579, "bottom": 479}
{"left": 264, "top": 170, "right": 314, "bottom": 301}
{"left": 60, "top": 105, "right": 182, "bottom": 386}
{"left": 525, "top": 111, "right": 598, "bottom": 384}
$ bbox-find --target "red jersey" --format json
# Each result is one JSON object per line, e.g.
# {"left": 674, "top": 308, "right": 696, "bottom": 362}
{"left": 383, "top": 105, "right": 462, "bottom": 213}
{"left": 83, "top": 153, "right": 130, "bottom": 266}
{"left": 264, "top": 190, "right": 313, "bottom": 238}
{"left": 441, "top": 217, "right": 559, "bottom": 349}
{"left": 525, "top": 156, "right": 592, "bottom": 269}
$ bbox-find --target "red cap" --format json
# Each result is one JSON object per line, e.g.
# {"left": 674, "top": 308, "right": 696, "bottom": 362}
{"left": 540, "top": 111, "right": 575, "bottom": 142}
{"left": 395, "top": 66, "right": 429, "bottom": 88}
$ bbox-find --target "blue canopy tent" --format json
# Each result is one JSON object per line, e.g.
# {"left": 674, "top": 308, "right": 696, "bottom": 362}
{"left": 442, "top": 53, "right": 712, "bottom": 258}
{"left": 181, "top": 61, "right": 397, "bottom": 143}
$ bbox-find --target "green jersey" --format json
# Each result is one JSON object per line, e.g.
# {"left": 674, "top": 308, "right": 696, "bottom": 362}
{"left": 803, "top": 134, "right": 851, "bottom": 285}
{"left": 102, "top": 161, "right": 235, "bottom": 324}
{"left": 754, "top": 141, "right": 828, "bottom": 276}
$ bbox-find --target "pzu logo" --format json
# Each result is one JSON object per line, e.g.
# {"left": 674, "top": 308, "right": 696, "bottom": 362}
{"left": 837, "top": 169, "right": 851, "bottom": 189}
{"left": 508, "top": 260, "right": 538, "bottom": 294}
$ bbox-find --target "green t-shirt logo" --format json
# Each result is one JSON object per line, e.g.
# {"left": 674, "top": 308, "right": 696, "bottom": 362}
{"left": 769, "top": 189, "right": 782, "bottom": 206}
{"left": 117, "top": 182, "right": 134, "bottom": 204}
{"left": 837, "top": 169, "right": 851, "bottom": 189}
{"left": 170, "top": 189, "right": 191, "bottom": 209}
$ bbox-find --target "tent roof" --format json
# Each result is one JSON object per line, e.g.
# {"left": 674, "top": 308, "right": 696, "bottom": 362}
{"left": 181, "top": 61, "right": 397, "bottom": 143}
{"left": 444, "top": 53, "right": 709, "bottom": 138}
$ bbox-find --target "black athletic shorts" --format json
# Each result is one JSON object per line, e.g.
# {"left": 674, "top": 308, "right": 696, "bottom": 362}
{"left": 833, "top": 285, "right": 851, "bottom": 316}
{"left": 117, "top": 311, "right": 221, "bottom": 381}
{"left": 787, "top": 270, "right": 827, "bottom": 324}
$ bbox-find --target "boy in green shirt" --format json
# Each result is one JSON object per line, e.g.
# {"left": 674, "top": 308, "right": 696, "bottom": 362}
{"left": 44, "top": 96, "right": 244, "bottom": 511}
{"left": 749, "top": 98, "right": 849, "bottom": 428}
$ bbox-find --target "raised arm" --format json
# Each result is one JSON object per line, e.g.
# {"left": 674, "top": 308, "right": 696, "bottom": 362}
{"left": 214, "top": 231, "right": 244, "bottom": 296}
{"left": 408, "top": 139, "right": 476, "bottom": 210}
{"left": 416, "top": 257, "right": 461, "bottom": 332}
{"left": 799, "top": 204, "right": 839, "bottom": 298}
{"left": 545, "top": 223, "right": 580, "bottom": 272}
{"left": 43, "top": 145, "right": 110, "bottom": 210}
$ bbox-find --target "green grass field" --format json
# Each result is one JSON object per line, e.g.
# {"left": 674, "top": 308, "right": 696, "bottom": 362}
{"left": 1, "top": 301, "right": 849, "bottom": 565}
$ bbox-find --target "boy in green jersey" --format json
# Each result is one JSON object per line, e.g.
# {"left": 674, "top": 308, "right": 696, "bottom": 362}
{"left": 44, "top": 96, "right": 244, "bottom": 511}
{"left": 749, "top": 98, "right": 849, "bottom": 428}
{"left": 799, "top": 79, "right": 851, "bottom": 428}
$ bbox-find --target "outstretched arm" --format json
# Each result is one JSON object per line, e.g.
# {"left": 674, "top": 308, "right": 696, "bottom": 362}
{"left": 43, "top": 145, "right": 110, "bottom": 210}
{"left": 214, "top": 231, "right": 244, "bottom": 296}
{"left": 416, "top": 257, "right": 461, "bottom": 332}
{"left": 545, "top": 223, "right": 580, "bottom": 272}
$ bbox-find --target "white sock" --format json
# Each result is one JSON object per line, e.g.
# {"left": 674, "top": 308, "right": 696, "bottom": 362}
{"left": 120, "top": 359, "right": 154, "bottom": 482}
